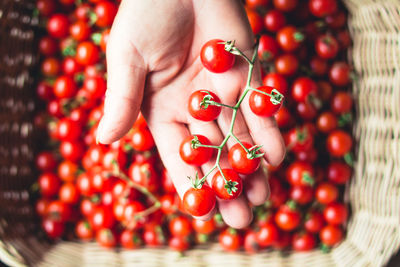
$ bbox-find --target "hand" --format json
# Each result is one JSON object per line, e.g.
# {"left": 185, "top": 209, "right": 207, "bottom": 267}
{"left": 97, "top": 0, "right": 285, "bottom": 229}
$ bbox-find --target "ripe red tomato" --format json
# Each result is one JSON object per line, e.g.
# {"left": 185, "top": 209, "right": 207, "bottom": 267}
{"left": 255, "top": 223, "right": 279, "bottom": 247}
{"left": 179, "top": 135, "right": 214, "bottom": 166}
{"left": 59, "top": 183, "right": 80, "bottom": 204}
{"left": 275, "top": 53, "right": 299, "bottom": 76}
{"left": 143, "top": 226, "right": 166, "bottom": 246}
{"left": 249, "top": 85, "right": 284, "bottom": 117}
{"left": 188, "top": 90, "right": 222, "bottom": 121}
{"left": 36, "top": 198, "right": 50, "bottom": 217}
{"left": 296, "top": 101, "right": 318, "bottom": 121}
{"left": 274, "top": 106, "right": 293, "bottom": 128}
{"left": 161, "top": 169, "right": 176, "bottom": 193}
{"left": 38, "top": 172, "right": 61, "bottom": 197}
{"left": 120, "top": 229, "right": 142, "bottom": 249}
{"left": 169, "top": 216, "right": 193, "bottom": 237}
{"left": 304, "top": 210, "right": 325, "bottom": 233}
{"left": 228, "top": 142, "right": 261, "bottom": 175}
{"left": 246, "top": 0, "right": 270, "bottom": 9}
{"left": 319, "top": 225, "right": 343, "bottom": 246}
{"left": 36, "top": 151, "right": 57, "bottom": 171}
{"left": 42, "top": 219, "right": 65, "bottom": 239}
{"left": 100, "top": 29, "right": 110, "bottom": 52}
{"left": 309, "top": 0, "right": 338, "bottom": 17}
{"left": 331, "top": 91, "right": 353, "bottom": 114}
{"left": 183, "top": 185, "right": 216, "bottom": 217}
{"left": 90, "top": 206, "right": 115, "bottom": 230}
{"left": 75, "top": 220, "right": 94, "bottom": 241}
{"left": 76, "top": 41, "right": 100, "bottom": 66}
{"left": 83, "top": 76, "right": 107, "bottom": 99}
{"left": 123, "top": 201, "right": 145, "bottom": 229}
{"left": 315, "top": 34, "right": 339, "bottom": 59}
{"left": 96, "top": 228, "right": 117, "bottom": 248}
{"left": 36, "top": 81, "right": 54, "bottom": 101}
{"left": 39, "top": 36, "right": 58, "bottom": 56}
{"left": 41, "top": 57, "right": 60, "bottom": 76}
{"left": 53, "top": 75, "right": 77, "bottom": 99}
{"left": 327, "top": 161, "right": 351, "bottom": 184}
{"left": 268, "top": 176, "right": 289, "bottom": 208}
{"left": 264, "top": 9, "right": 286, "bottom": 32}
{"left": 128, "top": 162, "right": 159, "bottom": 193}
{"left": 70, "top": 20, "right": 91, "bottom": 41}
{"left": 77, "top": 173, "right": 95, "bottom": 197}
{"left": 244, "top": 230, "right": 259, "bottom": 254}
{"left": 47, "top": 14, "right": 70, "bottom": 38}
{"left": 57, "top": 118, "right": 82, "bottom": 141}
{"left": 324, "top": 202, "right": 348, "bottom": 225}
{"left": 275, "top": 204, "right": 301, "bottom": 231}
{"left": 277, "top": 26, "right": 304, "bottom": 52}
{"left": 291, "top": 77, "right": 318, "bottom": 103}
{"left": 246, "top": 9, "right": 264, "bottom": 35}
{"left": 325, "top": 11, "right": 347, "bottom": 29}
{"left": 200, "top": 39, "right": 235, "bottom": 73}
{"left": 285, "top": 126, "right": 314, "bottom": 153}
{"left": 329, "top": 62, "right": 351, "bottom": 86}
{"left": 258, "top": 35, "right": 280, "bottom": 62}
{"left": 168, "top": 236, "right": 190, "bottom": 251}
{"left": 47, "top": 200, "right": 72, "bottom": 222}
{"left": 37, "top": 0, "right": 56, "bottom": 17}
{"left": 286, "top": 161, "right": 315, "bottom": 186}
{"left": 290, "top": 185, "right": 314, "bottom": 205}
{"left": 273, "top": 0, "right": 298, "bottom": 12}
{"left": 317, "top": 111, "right": 338, "bottom": 133}
{"left": 263, "top": 72, "right": 288, "bottom": 96}
{"left": 130, "top": 127, "right": 155, "bottom": 151}
{"left": 211, "top": 169, "right": 243, "bottom": 200}
{"left": 310, "top": 56, "right": 328, "bottom": 76}
{"left": 219, "top": 228, "right": 242, "bottom": 251}
{"left": 192, "top": 218, "right": 216, "bottom": 234}
{"left": 326, "top": 130, "right": 352, "bottom": 157}
{"left": 316, "top": 182, "right": 338, "bottom": 204}
{"left": 292, "top": 232, "right": 316, "bottom": 251}
{"left": 94, "top": 1, "right": 117, "bottom": 27}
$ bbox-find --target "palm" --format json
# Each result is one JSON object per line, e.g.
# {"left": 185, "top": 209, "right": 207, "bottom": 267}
{"left": 98, "top": 0, "right": 285, "bottom": 229}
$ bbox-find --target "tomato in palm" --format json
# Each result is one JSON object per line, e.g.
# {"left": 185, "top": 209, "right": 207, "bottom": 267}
{"left": 120, "top": 229, "right": 142, "bottom": 249}
{"left": 331, "top": 91, "right": 353, "bottom": 114}
{"left": 290, "top": 185, "right": 314, "bottom": 205}
{"left": 327, "top": 161, "right": 351, "bottom": 184}
{"left": 273, "top": 0, "right": 298, "bottom": 12}
{"left": 277, "top": 26, "right": 304, "bottom": 52}
{"left": 53, "top": 75, "right": 77, "bottom": 99}
{"left": 286, "top": 161, "right": 315, "bottom": 186}
{"left": 128, "top": 162, "right": 159, "bottom": 193}
{"left": 183, "top": 185, "right": 216, "bottom": 217}
{"left": 192, "top": 218, "right": 216, "bottom": 234}
{"left": 90, "top": 206, "right": 115, "bottom": 230}
{"left": 329, "top": 62, "right": 351, "bottom": 86}
{"left": 317, "top": 111, "right": 338, "bottom": 133}
{"left": 263, "top": 72, "right": 288, "bottom": 96}
{"left": 179, "top": 135, "right": 214, "bottom": 166}
{"left": 326, "top": 130, "right": 352, "bottom": 157}
{"left": 47, "top": 14, "right": 69, "bottom": 38}
{"left": 291, "top": 77, "right": 318, "bottom": 103}
{"left": 96, "top": 228, "right": 117, "bottom": 248}
{"left": 316, "top": 182, "right": 338, "bottom": 204}
{"left": 219, "top": 228, "right": 242, "bottom": 251}
{"left": 188, "top": 90, "right": 221, "bottom": 121}
{"left": 255, "top": 223, "right": 279, "bottom": 247}
{"left": 130, "top": 127, "right": 155, "bottom": 151}
{"left": 275, "top": 203, "right": 301, "bottom": 231}
{"left": 323, "top": 202, "right": 348, "bottom": 225}
{"left": 76, "top": 41, "right": 100, "bottom": 66}
{"left": 264, "top": 9, "right": 286, "bottom": 32}
{"left": 292, "top": 232, "right": 316, "bottom": 251}
{"left": 319, "top": 225, "right": 343, "bottom": 246}
{"left": 228, "top": 142, "right": 261, "bottom": 175}
{"left": 258, "top": 35, "right": 280, "bottom": 62}
{"left": 200, "top": 39, "right": 235, "bottom": 73}
{"left": 75, "top": 220, "right": 94, "bottom": 241}
{"left": 309, "top": 0, "right": 338, "bottom": 17}
{"left": 211, "top": 169, "right": 243, "bottom": 200}
{"left": 38, "top": 172, "right": 61, "bottom": 197}
{"left": 304, "top": 210, "right": 325, "bottom": 233}
{"left": 249, "top": 86, "right": 284, "bottom": 117}
{"left": 169, "top": 216, "right": 193, "bottom": 237}
{"left": 275, "top": 53, "right": 299, "bottom": 76}
{"left": 94, "top": 1, "right": 117, "bottom": 27}
{"left": 42, "top": 219, "right": 65, "bottom": 239}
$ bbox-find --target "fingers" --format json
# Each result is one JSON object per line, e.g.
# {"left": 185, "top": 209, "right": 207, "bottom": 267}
{"left": 244, "top": 165, "right": 270, "bottom": 206}
{"left": 96, "top": 9, "right": 147, "bottom": 144}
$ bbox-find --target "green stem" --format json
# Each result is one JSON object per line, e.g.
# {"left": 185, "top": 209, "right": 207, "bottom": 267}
{"left": 205, "top": 100, "right": 236, "bottom": 110}
{"left": 194, "top": 144, "right": 220, "bottom": 149}
{"left": 231, "top": 134, "right": 250, "bottom": 154}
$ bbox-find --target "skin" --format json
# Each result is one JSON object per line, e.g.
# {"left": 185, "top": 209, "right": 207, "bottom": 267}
{"left": 97, "top": 0, "right": 285, "bottom": 229}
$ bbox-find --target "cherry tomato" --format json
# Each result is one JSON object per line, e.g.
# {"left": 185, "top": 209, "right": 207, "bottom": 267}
{"left": 53, "top": 75, "right": 77, "bottom": 99}
{"left": 309, "top": 0, "right": 338, "bottom": 17}
{"left": 76, "top": 41, "right": 100, "bottom": 66}
{"left": 291, "top": 77, "right": 318, "bottom": 103}
{"left": 292, "top": 232, "right": 316, "bottom": 251}
{"left": 263, "top": 72, "right": 288, "bottom": 96}
{"left": 268, "top": 176, "right": 289, "bottom": 208}
{"left": 329, "top": 62, "right": 351, "bottom": 86}
{"left": 285, "top": 126, "right": 314, "bottom": 153}
{"left": 275, "top": 53, "right": 299, "bottom": 76}
{"left": 123, "top": 201, "right": 145, "bottom": 229}
{"left": 39, "top": 36, "right": 58, "bottom": 56}
{"left": 120, "top": 229, "right": 142, "bottom": 249}
{"left": 264, "top": 9, "right": 286, "bottom": 32}
{"left": 42, "top": 219, "right": 65, "bottom": 239}
{"left": 273, "top": 231, "right": 292, "bottom": 250}
{"left": 249, "top": 85, "right": 283, "bottom": 117}
{"left": 219, "top": 228, "right": 242, "bottom": 252}
{"left": 36, "top": 151, "right": 57, "bottom": 171}
{"left": 90, "top": 206, "right": 115, "bottom": 230}
{"left": 183, "top": 185, "right": 216, "bottom": 217}
{"left": 169, "top": 216, "right": 193, "bottom": 237}
{"left": 304, "top": 210, "right": 325, "bottom": 233}
{"left": 179, "top": 135, "right": 214, "bottom": 166}
{"left": 246, "top": 9, "right": 264, "bottom": 35}
{"left": 315, "top": 34, "right": 339, "bottom": 59}
{"left": 57, "top": 118, "right": 82, "bottom": 141}
{"left": 94, "top": 1, "right": 117, "bottom": 27}
{"left": 37, "top": 0, "right": 56, "bottom": 17}
{"left": 70, "top": 20, "right": 91, "bottom": 41}
{"left": 274, "top": 106, "right": 293, "bottom": 128}
{"left": 47, "top": 200, "right": 72, "bottom": 222}
{"left": 243, "top": 230, "right": 259, "bottom": 254}
{"left": 130, "top": 127, "right": 155, "bottom": 151}
{"left": 277, "top": 26, "right": 304, "bottom": 52}
{"left": 290, "top": 185, "right": 314, "bottom": 205}
{"left": 200, "top": 39, "right": 235, "bottom": 73}
{"left": 256, "top": 223, "right": 279, "bottom": 247}
{"left": 275, "top": 203, "right": 301, "bottom": 231}
{"left": 192, "top": 218, "right": 216, "bottom": 234}
{"left": 96, "top": 228, "right": 117, "bottom": 248}
{"left": 327, "top": 161, "right": 352, "bottom": 184}
{"left": 143, "top": 226, "right": 166, "bottom": 246}
{"left": 331, "top": 91, "right": 353, "bottom": 114}
{"left": 47, "top": 14, "right": 70, "bottom": 38}
{"left": 228, "top": 142, "right": 261, "bottom": 175}
{"left": 324, "top": 202, "right": 348, "bottom": 225}
{"left": 317, "top": 112, "right": 338, "bottom": 133}
{"left": 75, "top": 220, "right": 94, "bottom": 241}
{"left": 188, "top": 90, "right": 222, "bottom": 121}
{"left": 258, "top": 35, "right": 280, "bottom": 62}
{"left": 325, "top": 11, "right": 347, "bottom": 29}
{"left": 83, "top": 75, "right": 107, "bottom": 99}
{"left": 38, "top": 172, "right": 61, "bottom": 197}
{"left": 100, "top": 29, "right": 110, "bottom": 52}
{"left": 246, "top": 0, "right": 270, "bottom": 9}
{"left": 327, "top": 130, "right": 352, "bottom": 157}
{"left": 211, "top": 169, "right": 243, "bottom": 200}
{"left": 128, "top": 162, "right": 159, "bottom": 193}
{"left": 316, "top": 182, "right": 338, "bottom": 204}
{"left": 169, "top": 236, "right": 190, "bottom": 252}
{"left": 319, "top": 225, "right": 343, "bottom": 246}
{"left": 296, "top": 101, "right": 318, "bottom": 121}
{"left": 36, "top": 198, "right": 50, "bottom": 217}
{"left": 310, "top": 56, "right": 328, "bottom": 76}
{"left": 286, "top": 161, "right": 315, "bottom": 186}
{"left": 273, "top": 0, "right": 298, "bottom": 12}
{"left": 41, "top": 57, "right": 60, "bottom": 76}
{"left": 59, "top": 183, "right": 80, "bottom": 204}
{"left": 77, "top": 172, "right": 95, "bottom": 197}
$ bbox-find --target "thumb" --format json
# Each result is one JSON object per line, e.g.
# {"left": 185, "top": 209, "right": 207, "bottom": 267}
{"left": 97, "top": 27, "right": 146, "bottom": 144}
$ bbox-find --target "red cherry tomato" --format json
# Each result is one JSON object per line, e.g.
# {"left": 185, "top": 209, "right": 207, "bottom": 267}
{"left": 277, "top": 26, "right": 304, "bottom": 52}
{"left": 291, "top": 77, "right": 318, "bottom": 103}
{"left": 53, "top": 75, "right": 77, "bottom": 99}
{"left": 304, "top": 210, "right": 325, "bottom": 233}
{"left": 219, "top": 228, "right": 242, "bottom": 252}
{"left": 258, "top": 35, "right": 280, "bottom": 62}
{"left": 200, "top": 39, "right": 235, "bottom": 73}
{"left": 327, "top": 130, "right": 352, "bottom": 157}
{"left": 130, "top": 127, "right": 155, "bottom": 151}
{"left": 211, "top": 169, "right": 243, "bottom": 200}
{"left": 94, "top": 1, "right": 117, "bottom": 27}
{"left": 273, "top": 0, "right": 298, "bottom": 12}
{"left": 256, "top": 223, "right": 279, "bottom": 247}
{"left": 76, "top": 41, "right": 100, "bottom": 66}
{"left": 228, "top": 142, "right": 261, "bottom": 175}
{"left": 96, "top": 228, "right": 117, "bottom": 248}
{"left": 47, "top": 14, "right": 70, "bottom": 38}
{"left": 120, "top": 229, "right": 142, "bottom": 249}
{"left": 128, "top": 162, "right": 159, "bottom": 193}
{"left": 315, "top": 34, "right": 339, "bottom": 59}
{"left": 90, "top": 206, "right": 115, "bottom": 230}
{"left": 292, "top": 232, "right": 316, "bottom": 251}
{"left": 331, "top": 91, "right": 353, "bottom": 114}
{"left": 249, "top": 86, "right": 283, "bottom": 117}
{"left": 264, "top": 9, "right": 286, "bottom": 32}
{"left": 246, "top": 0, "right": 270, "bottom": 9}
{"left": 275, "top": 204, "right": 301, "bottom": 231}
{"left": 285, "top": 125, "right": 314, "bottom": 153}
{"left": 275, "top": 53, "right": 299, "bottom": 76}
{"left": 327, "top": 161, "right": 351, "bottom": 184}
{"left": 286, "top": 161, "right": 315, "bottom": 186}
{"left": 192, "top": 218, "right": 216, "bottom": 234}
{"left": 317, "top": 112, "right": 338, "bottom": 133}
{"left": 246, "top": 9, "right": 264, "bottom": 35}
{"left": 188, "top": 90, "right": 222, "bottom": 121}
{"left": 42, "top": 219, "right": 65, "bottom": 239}
{"left": 290, "top": 185, "right": 314, "bottom": 205}
{"left": 324, "top": 202, "right": 348, "bottom": 225}
{"left": 319, "top": 225, "right": 343, "bottom": 246}
{"left": 179, "top": 135, "right": 214, "bottom": 166}
{"left": 183, "top": 185, "right": 216, "bottom": 217}
{"left": 263, "top": 72, "right": 288, "bottom": 96}
{"left": 169, "top": 216, "right": 193, "bottom": 237}
{"left": 75, "top": 220, "right": 94, "bottom": 241}
{"left": 316, "top": 182, "right": 339, "bottom": 204}
{"left": 59, "top": 183, "right": 80, "bottom": 204}
{"left": 309, "top": 0, "right": 338, "bottom": 17}
{"left": 244, "top": 230, "right": 259, "bottom": 254}
{"left": 329, "top": 62, "right": 351, "bottom": 86}
{"left": 169, "top": 236, "right": 190, "bottom": 252}
{"left": 38, "top": 172, "right": 61, "bottom": 197}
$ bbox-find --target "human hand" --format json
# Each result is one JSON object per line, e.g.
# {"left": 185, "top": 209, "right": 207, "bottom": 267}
{"left": 97, "top": 0, "right": 285, "bottom": 229}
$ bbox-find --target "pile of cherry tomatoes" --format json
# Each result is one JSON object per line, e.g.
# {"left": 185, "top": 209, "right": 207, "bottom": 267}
{"left": 34, "top": 0, "right": 353, "bottom": 253}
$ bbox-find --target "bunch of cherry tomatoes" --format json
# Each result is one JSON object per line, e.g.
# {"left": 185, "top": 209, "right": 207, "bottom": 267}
{"left": 34, "top": 0, "right": 353, "bottom": 253}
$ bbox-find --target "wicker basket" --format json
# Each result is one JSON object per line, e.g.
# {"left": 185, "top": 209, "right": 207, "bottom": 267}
{"left": 1, "top": 0, "right": 400, "bottom": 266}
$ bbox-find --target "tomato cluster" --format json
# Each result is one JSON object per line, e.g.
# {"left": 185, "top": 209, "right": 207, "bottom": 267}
{"left": 34, "top": 0, "right": 353, "bottom": 253}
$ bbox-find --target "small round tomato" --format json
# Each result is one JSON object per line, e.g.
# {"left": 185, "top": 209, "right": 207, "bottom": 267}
{"left": 188, "top": 90, "right": 222, "bottom": 121}
{"left": 192, "top": 218, "right": 216, "bottom": 234}
{"left": 274, "top": 106, "right": 293, "bottom": 128}
{"left": 161, "top": 169, "right": 176, "bottom": 193}
{"left": 275, "top": 203, "right": 301, "bottom": 231}
{"left": 76, "top": 41, "right": 100, "bottom": 66}
{"left": 143, "top": 226, "right": 166, "bottom": 246}
{"left": 317, "top": 112, "right": 338, "bottom": 133}
{"left": 273, "top": 231, "right": 292, "bottom": 250}
{"left": 62, "top": 57, "right": 83, "bottom": 76}
{"left": 96, "top": 228, "right": 117, "bottom": 248}
{"left": 249, "top": 85, "right": 284, "bottom": 117}
{"left": 83, "top": 75, "right": 107, "bottom": 99}
{"left": 47, "top": 14, "right": 70, "bottom": 38}
{"left": 36, "top": 82, "right": 54, "bottom": 101}
{"left": 36, "top": 151, "right": 57, "bottom": 171}
{"left": 57, "top": 118, "right": 82, "bottom": 141}
{"left": 200, "top": 39, "right": 235, "bottom": 73}
{"left": 286, "top": 161, "right": 315, "bottom": 186}
{"left": 59, "top": 183, "right": 80, "bottom": 204}
{"left": 36, "top": 198, "right": 50, "bottom": 217}
{"left": 331, "top": 91, "right": 353, "bottom": 114}
{"left": 70, "top": 20, "right": 91, "bottom": 41}
{"left": 94, "top": 1, "right": 117, "bottom": 27}
{"left": 169, "top": 236, "right": 190, "bottom": 252}
{"left": 296, "top": 101, "right": 318, "bottom": 121}
{"left": 273, "top": 0, "right": 298, "bottom": 12}
{"left": 183, "top": 185, "right": 216, "bottom": 217}
{"left": 291, "top": 77, "right": 318, "bottom": 103}
{"left": 42, "top": 219, "right": 65, "bottom": 239}
{"left": 329, "top": 62, "right": 351, "bottom": 86}
{"left": 90, "top": 206, "right": 115, "bottom": 230}
{"left": 295, "top": 148, "right": 318, "bottom": 163}
{"left": 327, "top": 161, "right": 351, "bottom": 184}
{"left": 243, "top": 230, "right": 259, "bottom": 254}
{"left": 75, "top": 220, "right": 94, "bottom": 241}
{"left": 255, "top": 223, "right": 279, "bottom": 247}
{"left": 263, "top": 72, "right": 288, "bottom": 96}
{"left": 316, "top": 182, "right": 338, "bottom": 205}
{"left": 47, "top": 200, "right": 72, "bottom": 222}
{"left": 219, "top": 228, "right": 242, "bottom": 252}
{"left": 309, "top": 0, "right": 338, "bottom": 17}
{"left": 292, "top": 232, "right": 316, "bottom": 251}
{"left": 246, "top": 0, "right": 270, "bottom": 9}
{"left": 169, "top": 216, "right": 193, "bottom": 237}
{"left": 264, "top": 9, "right": 286, "bottom": 32}
{"left": 285, "top": 126, "right": 314, "bottom": 153}
{"left": 80, "top": 198, "right": 98, "bottom": 218}
{"left": 323, "top": 202, "right": 348, "bottom": 225}
{"left": 211, "top": 169, "right": 243, "bottom": 200}
{"left": 277, "top": 26, "right": 304, "bottom": 52}
{"left": 319, "top": 225, "right": 343, "bottom": 246}
{"left": 91, "top": 169, "right": 115, "bottom": 193}
{"left": 120, "top": 229, "right": 142, "bottom": 249}
{"left": 317, "top": 80, "right": 333, "bottom": 102}
{"left": 325, "top": 11, "right": 347, "bottom": 29}
{"left": 37, "top": 0, "right": 56, "bottom": 17}
{"left": 77, "top": 173, "right": 95, "bottom": 197}
{"left": 304, "top": 210, "right": 325, "bottom": 233}
{"left": 290, "top": 185, "right": 314, "bottom": 205}
{"left": 160, "top": 194, "right": 178, "bottom": 215}
{"left": 100, "top": 29, "right": 110, "bottom": 52}
{"left": 53, "top": 75, "right": 77, "bottom": 99}
{"left": 268, "top": 176, "right": 288, "bottom": 208}
{"left": 179, "top": 135, "right": 214, "bottom": 166}
{"left": 123, "top": 201, "right": 145, "bottom": 229}
{"left": 310, "top": 56, "right": 328, "bottom": 76}
{"left": 228, "top": 142, "right": 261, "bottom": 175}
{"left": 128, "top": 162, "right": 159, "bottom": 193}
{"left": 130, "top": 127, "right": 155, "bottom": 151}
{"left": 246, "top": 9, "right": 264, "bottom": 35}
{"left": 275, "top": 53, "right": 299, "bottom": 76}
{"left": 38, "top": 172, "right": 61, "bottom": 197}
{"left": 41, "top": 57, "right": 60, "bottom": 76}
{"left": 39, "top": 36, "right": 58, "bottom": 56}
{"left": 327, "top": 130, "right": 352, "bottom": 157}
{"left": 258, "top": 35, "right": 280, "bottom": 62}
{"left": 315, "top": 34, "right": 339, "bottom": 59}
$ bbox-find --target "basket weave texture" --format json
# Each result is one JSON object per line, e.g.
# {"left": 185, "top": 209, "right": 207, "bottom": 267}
{"left": 1, "top": 0, "right": 400, "bottom": 266}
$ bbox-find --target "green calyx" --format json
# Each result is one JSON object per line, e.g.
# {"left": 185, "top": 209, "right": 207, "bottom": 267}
{"left": 199, "top": 91, "right": 214, "bottom": 109}
{"left": 191, "top": 135, "right": 201, "bottom": 149}
{"left": 224, "top": 180, "right": 239, "bottom": 196}
{"left": 188, "top": 173, "right": 204, "bottom": 189}
{"left": 246, "top": 145, "right": 265, "bottom": 159}
{"left": 269, "top": 89, "right": 284, "bottom": 105}
{"left": 302, "top": 172, "right": 315, "bottom": 186}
